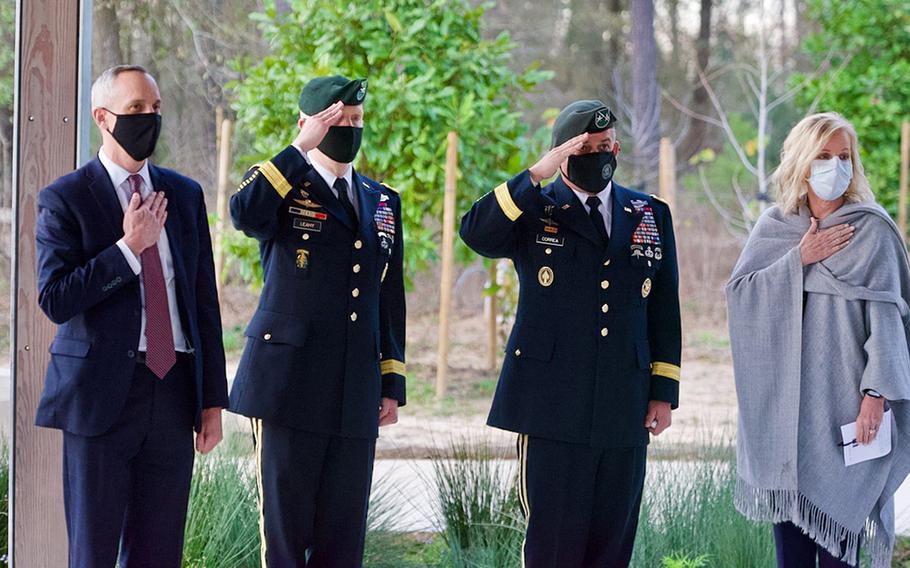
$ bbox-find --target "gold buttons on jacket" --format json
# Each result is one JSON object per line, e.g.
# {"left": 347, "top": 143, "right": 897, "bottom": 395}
{"left": 602, "top": 304, "right": 609, "bottom": 313}
{"left": 601, "top": 280, "right": 610, "bottom": 289}
{"left": 350, "top": 312, "right": 358, "bottom": 322}
{"left": 601, "top": 328, "right": 609, "bottom": 337}
{"left": 263, "top": 333, "right": 272, "bottom": 341}
{"left": 353, "top": 264, "right": 361, "bottom": 273}
{"left": 545, "top": 248, "right": 552, "bottom": 255}
{"left": 354, "top": 240, "right": 363, "bottom": 249}
{"left": 302, "top": 233, "right": 310, "bottom": 241}
{"left": 604, "top": 259, "right": 611, "bottom": 267}
{"left": 515, "top": 349, "right": 522, "bottom": 357}
{"left": 352, "top": 288, "right": 360, "bottom": 298}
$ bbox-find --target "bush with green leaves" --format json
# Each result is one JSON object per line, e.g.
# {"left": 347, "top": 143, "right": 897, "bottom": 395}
{"left": 226, "top": 0, "right": 551, "bottom": 287}
{"left": 796, "top": 0, "right": 910, "bottom": 213}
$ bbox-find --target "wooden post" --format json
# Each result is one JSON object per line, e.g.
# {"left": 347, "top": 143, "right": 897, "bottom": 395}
{"left": 435, "top": 131, "right": 458, "bottom": 400}
{"left": 485, "top": 263, "right": 497, "bottom": 371}
{"left": 12, "top": 0, "right": 83, "bottom": 564}
{"left": 213, "top": 116, "right": 233, "bottom": 296}
{"left": 899, "top": 120, "right": 909, "bottom": 239}
{"left": 658, "top": 137, "right": 677, "bottom": 212}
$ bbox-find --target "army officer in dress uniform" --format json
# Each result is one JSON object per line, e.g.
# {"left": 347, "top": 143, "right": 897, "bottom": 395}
{"left": 229, "top": 76, "right": 406, "bottom": 567}
{"left": 460, "top": 100, "right": 681, "bottom": 567}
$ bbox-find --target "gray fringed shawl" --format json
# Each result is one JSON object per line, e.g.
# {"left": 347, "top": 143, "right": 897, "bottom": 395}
{"left": 727, "top": 202, "right": 910, "bottom": 567}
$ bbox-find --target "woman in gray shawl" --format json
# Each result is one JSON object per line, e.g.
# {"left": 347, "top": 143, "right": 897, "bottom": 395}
{"left": 727, "top": 112, "right": 910, "bottom": 568}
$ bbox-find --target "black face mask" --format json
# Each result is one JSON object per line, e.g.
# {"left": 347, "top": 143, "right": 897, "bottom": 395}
{"left": 318, "top": 126, "right": 363, "bottom": 163}
{"left": 104, "top": 110, "right": 161, "bottom": 162}
{"left": 566, "top": 151, "right": 617, "bottom": 193}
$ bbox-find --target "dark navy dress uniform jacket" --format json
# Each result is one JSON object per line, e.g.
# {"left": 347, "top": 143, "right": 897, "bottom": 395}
{"left": 228, "top": 146, "right": 406, "bottom": 439}
{"left": 460, "top": 170, "right": 681, "bottom": 448}
{"left": 34, "top": 158, "right": 229, "bottom": 436}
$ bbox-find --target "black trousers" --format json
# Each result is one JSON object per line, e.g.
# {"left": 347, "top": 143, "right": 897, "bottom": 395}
{"left": 62, "top": 354, "right": 196, "bottom": 568}
{"left": 252, "top": 419, "right": 377, "bottom": 568}
{"left": 774, "top": 522, "right": 858, "bottom": 568}
{"left": 517, "top": 434, "right": 647, "bottom": 568}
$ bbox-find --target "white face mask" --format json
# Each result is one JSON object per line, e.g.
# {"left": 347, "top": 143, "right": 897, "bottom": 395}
{"left": 808, "top": 157, "right": 853, "bottom": 201}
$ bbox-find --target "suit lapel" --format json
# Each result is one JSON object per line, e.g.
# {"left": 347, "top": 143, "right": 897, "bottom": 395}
{"left": 302, "top": 168, "right": 356, "bottom": 232}
{"left": 607, "top": 184, "right": 639, "bottom": 258}
{"left": 353, "top": 171, "right": 380, "bottom": 240}
{"left": 551, "top": 176, "right": 603, "bottom": 247}
{"left": 85, "top": 157, "right": 126, "bottom": 241}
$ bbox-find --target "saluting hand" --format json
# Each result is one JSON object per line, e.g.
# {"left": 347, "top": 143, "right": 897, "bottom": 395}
{"left": 379, "top": 397, "right": 399, "bottom": 427}
{"left": 293, "top": 100, "right": 344, "bottom": 154}
{"left": 123, "top": 191, "right": 167, "bottom": 257}
{"left": 645, "top": 400, "right": 672, "bottom": 436}
{"left": 799, "top": 217, "right": 854, "bottom": 266}
{"left": 528, "top": 132, "right": 590, "bottom": 185}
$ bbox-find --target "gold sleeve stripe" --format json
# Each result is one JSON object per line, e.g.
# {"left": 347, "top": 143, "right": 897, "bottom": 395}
{"left": 651, "top": 362, "right": 681, "bottom": 382}
{"left": 380, "top": 359, "right": 406, "bottom": 376}
{"left": 258, "top": 160, "right": 293, "bottom": 198}
{"left": 493, "top": 183, "right": 522, "bottom": 221}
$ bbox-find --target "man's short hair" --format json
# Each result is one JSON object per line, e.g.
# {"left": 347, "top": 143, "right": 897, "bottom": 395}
{"left": 90, "top": 65, "right": 153, "bottom": 109}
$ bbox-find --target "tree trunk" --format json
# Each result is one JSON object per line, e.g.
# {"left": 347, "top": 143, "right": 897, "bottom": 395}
{"left": 630, "top": 0, "right": 661, "bottom": 183}
{"left": 678, "top": 0, "right": 713, "bottom": 161}
{"left": 92, "top": 0, "right": 123, "bottom": 70}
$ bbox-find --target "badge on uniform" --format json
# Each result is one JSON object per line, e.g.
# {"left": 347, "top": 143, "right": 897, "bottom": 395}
{"left": 538, "top": 266, "right": 554, "bottom": 287}
{"left": 293, "top": 198, "right": 322, "bottom": 208}
{"left": 296, "top": 248, "right": 310, "bottom": 270}
{"left": 539, "top": 217, "right": 559, "bottom": 234}
{"left": 630, "top": 199, "right": 649, "bottom": 213}
{"left": 293, "top": 218, "right": 322, "bottom": 232}
{"left": 374, "top": 201, "right": 396, "bottom": 252}
{"left": 641, "top": 277, "right": 652, "bottom": 298}
{"left": 536, "top": 234, "right": 565, "bottom": 247}
{"left": 289, "top": 206, "right": 328, "bottom": 221}
{"left": 630, "top": 206, "right": 662, "bottom": 267}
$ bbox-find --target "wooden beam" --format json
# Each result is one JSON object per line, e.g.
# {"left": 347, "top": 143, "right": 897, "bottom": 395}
{"left": 435, "top": 131, "right": 458, "bottom": 400}
{"left": 658, "top": 137, "right": 677, "bottom": 212}
{"left": 11, "top": 0, "right": 83, "bottom": 564}
{"left": 214, "top": 115, "right": 233, "bottom": 296}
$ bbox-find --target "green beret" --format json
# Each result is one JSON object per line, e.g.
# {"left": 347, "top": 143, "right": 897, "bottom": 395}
{"left": 551, "top": 100, "right": 616, "bottom": 147}
{"left": 298, "top": 75, "right": 368, "bottom": 115}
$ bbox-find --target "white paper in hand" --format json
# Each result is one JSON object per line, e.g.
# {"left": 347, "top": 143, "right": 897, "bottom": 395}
{"left": 841, "top": 409, "right": 892, "bottom": 467}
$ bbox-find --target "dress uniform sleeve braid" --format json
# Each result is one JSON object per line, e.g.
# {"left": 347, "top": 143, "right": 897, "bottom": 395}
{"left": 379, "top": 192, "right": 407, "bottom": 405}
{"left": 646, "top": 200, "right": 681, "bottom": 408}
{"left": 229, "top": 145, "right": 313, "bottom": 241}
{"left": 460, "top": 169, "right": 541, "bottom": 259}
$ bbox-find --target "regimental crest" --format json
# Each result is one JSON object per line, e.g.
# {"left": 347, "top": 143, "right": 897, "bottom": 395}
{"left": 296, "top": 248, "right": 310, "bottom": 269}
{"left": 356, "top": 80, "right": 368, "bottom": 101}
{"left": 601, "top": 163, "right": 613, "bottom": 180}
{"left": 538, "top": 266, "right": 554, "bottom": 287}
{"left": 642, "top": 277, "right": 652, "bottom": 298}
{"left": 594, "top": 109, "right": 610, "bottom": 129}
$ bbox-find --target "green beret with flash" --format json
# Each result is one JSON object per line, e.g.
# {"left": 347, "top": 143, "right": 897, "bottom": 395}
{"left": 551, "top": 100, "right": 616, "bottom": 147}
{"left": 298, "top": 75, "right": 368, "bottom": 115}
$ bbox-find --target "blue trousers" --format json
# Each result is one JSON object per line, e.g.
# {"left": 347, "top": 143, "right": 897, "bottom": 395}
{"left": 62, "top": 354, "right": 196, "bottom": 568}
{"left": 774, "top": 522, "right": 858, "bottom": 568}
{"left": 252, "top": 419, "right": 377, "bottom": 567}
{"left": 518, "top": 434, "right": 647, "bottom": 568}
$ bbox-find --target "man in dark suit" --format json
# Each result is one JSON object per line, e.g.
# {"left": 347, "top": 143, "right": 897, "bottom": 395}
{"left": 460, "top": 100, "right": 681, "bottom": 567}
{"left": 229, "top": 75, "right": 406, "bottom": 567}
{"left": 34, "top": 64, "right": 228, "bottom": 567}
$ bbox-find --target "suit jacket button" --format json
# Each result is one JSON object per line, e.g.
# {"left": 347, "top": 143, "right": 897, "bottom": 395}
{"left": 263, "top": 333, "right": 272, "bottom": 341}
{"left": 604, "top": 259, "right": 611, "bottom": 267}
{"left": 602, "top": 304, "right": 609, "bottom": 313}
{"left": 127, "top": 350, "right": 135, "bottom": 358}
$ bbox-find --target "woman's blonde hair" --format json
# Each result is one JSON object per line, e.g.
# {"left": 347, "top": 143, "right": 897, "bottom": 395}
{"left": 773, "top": 112, "right": 874, "bottom": 213}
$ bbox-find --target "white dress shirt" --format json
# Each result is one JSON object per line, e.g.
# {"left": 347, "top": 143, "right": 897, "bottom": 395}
{"left": 99, "top": 147, "right": 189, "bottom": 352}
{"left": 571, "top": 181, "right": 613, "bottom": 238}
{"left": 293, "top": 147, "right": 358, "bottom": 215}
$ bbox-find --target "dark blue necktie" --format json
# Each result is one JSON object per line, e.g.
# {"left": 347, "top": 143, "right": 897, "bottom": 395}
{"left": 586, "top": 195, "right": 609, "bottom": 247}
{"left": 334, "top": 177, "right": 357, "bottom": 226}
